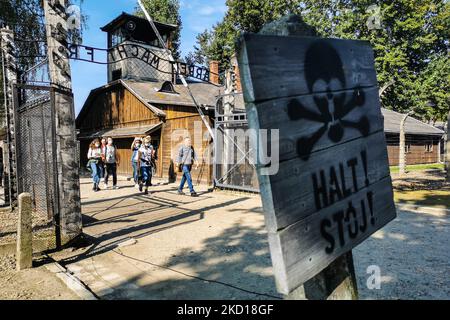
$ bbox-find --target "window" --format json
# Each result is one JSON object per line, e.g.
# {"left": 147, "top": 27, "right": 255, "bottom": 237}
{"left": 158, "top": 81, "right": 178, "bottom": 94}
{"left": 425, "top": 141, "right": 433, "bottom": 153}
{"left": 111, "top": 30, "right": 125, "bottom": 47}
{"left": 405, "top": 144, "right": 411, "bottom": 153}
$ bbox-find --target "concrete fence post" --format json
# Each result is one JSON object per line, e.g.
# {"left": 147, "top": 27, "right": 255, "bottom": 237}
{"left": 16, "top": 193, "right": 32, "bottom": 270}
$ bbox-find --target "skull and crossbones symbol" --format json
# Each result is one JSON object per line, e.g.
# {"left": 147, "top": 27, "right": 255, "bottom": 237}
{"left": 287, "top": 41, "right": 370, "bottom": 160}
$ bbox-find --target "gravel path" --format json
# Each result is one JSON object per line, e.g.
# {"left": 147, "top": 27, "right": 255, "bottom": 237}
{"left": 354, "top": 209, "right": 449, "bottom": 300}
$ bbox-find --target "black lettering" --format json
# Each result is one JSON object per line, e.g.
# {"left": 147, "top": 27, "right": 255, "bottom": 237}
{"left": 321, "top": 219, "right": 335, "bottom": 254}
{"left": 195, "top": 67, "right": 203, "bottom": 80}
{"left": 339, "top": 162, "right": 352, "bottom": 197}
{"left": 188, "top": 65, "right": 195, "bottom": 77}
{"left": 179, "top": 62, "right": 187, "bottom": 76}
{"left": 360, "top": 149, "right": 370, "bottom": 187}
{"left": 345, "top": 201, "right": 358, "bottom": 239}
{"left": 117, "top": 45, "right": 128, "bottom": 59}
{"left": 360, "top": 199, "right": 368, "bottom": 232}
{"left": 347, "top": 158, "right": 359, "bottom": 192}
{"left": 312, "top": 170, "right": 328, "bottom": 210}
{"left": 203, "top": 69, "right": 210, "bottom": 82}
{"left": 68, "top": 44, "right": 79, "bottom": 59}
{"left": 329, "top": 166, "right": 343, "bottom": 205}
{"left": 85, "top": 46, "right": 94, "bottom": 62}
{"left": 141, "top": 49, "right": 150, "bottom": 63}
{"left": 367, "top": 191, "right": 375, "bottom": 225}
{"left": 332, "top": 210, "right": 345, "bottom": 247}
{"left": 150, "top": 55, "right": 160, "bottom": 69}
{"left": 108, "top": 49, "right": 116, "bottom": 62}
{"left": 131, "top": 44, "right": 139, "bottom": 57}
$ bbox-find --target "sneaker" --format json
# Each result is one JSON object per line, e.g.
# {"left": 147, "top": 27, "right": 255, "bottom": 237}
{"left": 144, "top": 188, "right": 149, "bottom": 195}
{"left": 139, "top": 183, "right": 143, "bottom": 192}
{"left": 95, "top": 184, "right": 101, "bottom": 192}
{"left": 191, "top": 192, "right": 199, "bottom": 197}
{"left": 177, "top": 190, "right": 185, "bottom": 195}
{"left": 113, "top": 185, "right": 119, "bottom": 190}
{"left": 92, "top": 184, "right": 96, "bottom": 191}
{"left": 135, "top": 184, "right": 139, "bottom": 189}
{"left": 104, "top": 183, "right": 108, "bottom": 189}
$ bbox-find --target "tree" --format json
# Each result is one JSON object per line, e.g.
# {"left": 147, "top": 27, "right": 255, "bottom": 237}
{"left": 135, "top": 0, "right": 182, "bottom": 60}
{"left": 299, "top": 0, "right": 449, "bottom": 121}
{"left": 194, "top": 0, "right": 449, "bottom": 122}
{"left": 191, "top": 0, "right": 303, "bottom": 72}
{"left": 0, "top": 0, "right": 86, "bottom": 125}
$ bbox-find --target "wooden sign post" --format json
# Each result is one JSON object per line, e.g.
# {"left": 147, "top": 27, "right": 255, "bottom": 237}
{"left": 237, "top": 17, "right": 397, "bottom": 298}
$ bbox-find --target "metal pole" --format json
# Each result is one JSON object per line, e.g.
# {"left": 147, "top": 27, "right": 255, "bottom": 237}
{"left": 137, "top": 0, "right": 214, "bottom": 138}
{"left": 399, "top": 111, "right": 413, "bottom": 176}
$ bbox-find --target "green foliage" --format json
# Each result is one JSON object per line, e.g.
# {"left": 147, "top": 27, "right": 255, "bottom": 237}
{"left": 192, "top": 0, "right": 449, "bottom": 122}
{"left": 135, "top": 0, "right": 182, "bottom": 59}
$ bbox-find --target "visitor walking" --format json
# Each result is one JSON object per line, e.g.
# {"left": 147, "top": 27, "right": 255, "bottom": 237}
{"left": 131, "top": 137, "right": 142, "bottom": 188}
{"left": 87, "top": 138, "right": 103, "bottom": 192}
{"left": 104, "top": 137, "right": 120, "bottom": 189}
{"left": 100, "top": 137, "right": 107, "bottom": 182}
{"left": 175, "top": 137, "right": 199, "bottom": 197}
{"left": 138, "top": 136, "right": 154, "bottom": 195}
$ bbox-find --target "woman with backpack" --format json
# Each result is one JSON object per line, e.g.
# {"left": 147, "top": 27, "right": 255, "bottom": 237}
{"left": 87, "top": 138, "right": 103, "bottom": 192}
{"left": 104, "top": 137, "right": 120, "bottom": 189}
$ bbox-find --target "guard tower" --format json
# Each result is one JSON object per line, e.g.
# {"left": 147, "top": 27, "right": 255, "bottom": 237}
{"left": 101, "top": 12, "right": 177, "bottom": 83}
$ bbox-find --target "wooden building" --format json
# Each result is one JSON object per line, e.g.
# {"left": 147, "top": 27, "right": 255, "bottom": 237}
{"left": 76, "top": 13, "right": 222, "bottom": 184}
{"left": 382, "top": 108, "right": 444, "bottom": 166}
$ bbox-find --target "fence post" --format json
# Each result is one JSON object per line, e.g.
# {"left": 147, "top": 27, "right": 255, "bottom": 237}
{"left": 1, "top": 27, "right": 18, "bottom": 207}
{"left": 399, "top": 112, "right": 413, "bottom": 176}
{"left": 16, "top": 193, "right": 32, "bottom": 270}
{"left": 446, "top": 111, "right": 450, "bottom": 181}
{"left": 43, "top": 0, "right": 82, "bottom": 243}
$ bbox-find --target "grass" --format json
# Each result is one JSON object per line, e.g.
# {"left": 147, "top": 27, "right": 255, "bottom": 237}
{"left": 390, "top": 163, "right": 445, "bottom": 174}
{"left": 394, "top": 189, "right": 450, "bottom": 209}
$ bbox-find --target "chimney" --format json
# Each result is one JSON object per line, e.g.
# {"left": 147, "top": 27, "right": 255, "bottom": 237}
{"left": 209, "top": 60, "right": 220, "bottom": 85}
{"left": 230, "top": 54, "right": 242, "bottom": 92}
{"left": 233, "top": 65, "right": 242, "bottom": 92}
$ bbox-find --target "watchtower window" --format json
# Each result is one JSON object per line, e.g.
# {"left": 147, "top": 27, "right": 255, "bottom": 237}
{"left": 111, "top": 29, "right": 125, "bottom": 47}
{"left": 159, "top": 81, "right": 178, "bottom": 94}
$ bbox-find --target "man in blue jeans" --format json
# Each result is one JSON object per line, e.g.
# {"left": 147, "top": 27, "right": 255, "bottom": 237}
{"left": 175, "top": 137, "right": 199, "bottom": 197}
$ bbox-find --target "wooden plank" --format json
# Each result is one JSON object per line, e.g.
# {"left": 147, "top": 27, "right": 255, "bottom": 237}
{"left": 268, "top": 176, "right": 395, "bottom": 294}
{"left": 238, "top": 33, "right": 377, "bottom": 103}
{"left": 237, "top": 34, "right": 396, "bottom": 296}
{"left": 250, "top": 86, "right": 384, "bottom": 162}
{"left": 259, "top": 131, "right": 390, "bottom": 232}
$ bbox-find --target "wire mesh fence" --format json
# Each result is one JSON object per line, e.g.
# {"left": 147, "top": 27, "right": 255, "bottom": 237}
{"left": 0, "top": 83, "right": 60, "bottom": 252}
{"left": 214, "top": 93, "right": 259, "bottom": 192}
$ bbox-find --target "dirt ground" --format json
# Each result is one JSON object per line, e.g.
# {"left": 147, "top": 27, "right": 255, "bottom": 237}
{"left": 1, "top": 171, "right": 448, "bottom": 300}
{"left": 44, "top": 176, "right": 449, "bottom": 300}
{"left": 0, "top": 254, "right": 79, "bottom": 300}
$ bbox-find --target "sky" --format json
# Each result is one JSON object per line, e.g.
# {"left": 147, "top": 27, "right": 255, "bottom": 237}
{"left": 71, "top": 0, "right": 226, "bottom": 115}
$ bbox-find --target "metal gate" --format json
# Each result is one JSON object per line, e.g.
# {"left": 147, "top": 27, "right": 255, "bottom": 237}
{"left": 14, "top": 84, "right": 61, "bottom": 251}
{"left": 214, "top": 92, "right": 259, "bottom": 192}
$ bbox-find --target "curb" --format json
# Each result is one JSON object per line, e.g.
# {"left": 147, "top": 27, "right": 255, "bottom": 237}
{"left": 396, "top": 203, "right": 449, "bottom": 217}
{"left": 45, "top": 261, "right": 98, "bottom": 300}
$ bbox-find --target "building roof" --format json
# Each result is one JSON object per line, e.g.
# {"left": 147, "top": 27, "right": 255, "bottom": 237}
{"left": 78, "top": 123, "right": 163, "bottom": 140}
{"left": 123, "top": 79, "right": 223, "bottom": 108}
{"left": 76, "top": 79, "right": 222, "bottom": 128}
{"left": 382, "top": 108, "right": 444, "bottom": 136}
{"left": 100, "top": 12, "right": 178, "bottom": 33}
